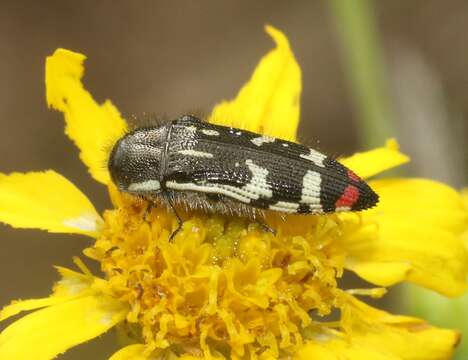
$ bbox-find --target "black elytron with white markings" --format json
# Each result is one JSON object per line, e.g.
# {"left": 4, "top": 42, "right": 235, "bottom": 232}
{"left": 108, "top": 115, "right": 378, "bottom": 223}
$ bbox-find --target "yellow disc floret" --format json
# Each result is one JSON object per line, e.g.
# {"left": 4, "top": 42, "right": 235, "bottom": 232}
{"left": 84, "top": 185, "right": 353, "bottom": 358}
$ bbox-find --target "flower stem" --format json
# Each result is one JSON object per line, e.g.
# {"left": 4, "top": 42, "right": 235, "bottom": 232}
{"left": 328, "top": 0, "right": 395, "bottom": 148}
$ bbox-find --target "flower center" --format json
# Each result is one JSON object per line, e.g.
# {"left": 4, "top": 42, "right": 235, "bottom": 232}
{"left": 85, "top": 188, "right": 349, "bottom": 358}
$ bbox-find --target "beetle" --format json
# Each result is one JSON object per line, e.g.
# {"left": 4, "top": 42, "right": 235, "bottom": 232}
{"left": 108, "top": 115, "right": 378, "bottom": 235}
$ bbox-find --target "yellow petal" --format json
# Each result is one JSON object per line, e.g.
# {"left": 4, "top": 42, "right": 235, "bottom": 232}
{"left": 1, "top": 264, "right": 105, "bottom": 324}
{"left": 0, "top": 171, "right": 102, "bottom": 236}
{"left": 0, "top": 298, "right": 64, "bottom": 322}
{"left": 46, "top": 48, "right": 127, "bottom": 184}
{"left": 297, "top": 297, "right": 459, "bottom": 360}
{"left": 52, "top": 266, "right": 94, "bottom": 297}
{"left": 345, "top": 178, "right": 468, "bottom": 297}
{"left": 296, "top": 338, "right": 398, "bottom": 360}
{"left": 209, "top": 25, "right": 301, "bottom": 142}
{"left": 347, "top": 297, "right": 460, "bottom": 359}
{"left": 0, "top": 295, "right": 126, "bottom": 360}
{"left": 347, "top": 221, "right": 468, "bottom": 297}
{"left": 109, "top": 344, "right": 147, "bottom": 360}
{"left": 108, "top": 345, "right": 223, "bottom": 360}
{"left": 370, "top": 178, "right": 468, "bottom": 234}
{"left": 340, "top": 139, "right": 409, "bottom": 179}
{"left": 346, "top": 261, "right": 412, "bottom": 287}
{"left": 462, "top": 188, "right": 468, "bottom": 248}
{"left": 462, "top": 187, "right": 468, "bottom": 209}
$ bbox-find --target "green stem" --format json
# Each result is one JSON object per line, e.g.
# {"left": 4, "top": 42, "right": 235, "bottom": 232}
{"left": 328, "top": 0, "right": 394, "bottom": 148}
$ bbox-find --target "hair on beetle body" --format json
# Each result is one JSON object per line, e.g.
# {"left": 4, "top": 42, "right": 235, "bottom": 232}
{"left": 108, "top": 114, "right": 379, "bottom": 239}
{"left": 167, "top": 190, "right": 264, "bottom": 219}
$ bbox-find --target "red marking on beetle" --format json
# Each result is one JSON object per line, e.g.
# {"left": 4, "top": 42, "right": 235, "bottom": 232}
{"left": 347, "top": 169, "right": 360, "bottom": 182}
{"left": 335, "top": 185, "right": 360, "bottom": 208}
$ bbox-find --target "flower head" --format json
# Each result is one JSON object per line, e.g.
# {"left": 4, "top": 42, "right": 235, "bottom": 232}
{"left": 1, "top": 26, "right": 467, "bottom": 360}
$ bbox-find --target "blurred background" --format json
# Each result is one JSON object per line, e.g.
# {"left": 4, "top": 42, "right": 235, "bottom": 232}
{"left": 0, "top": 0, "right": 467, "bottom": 358}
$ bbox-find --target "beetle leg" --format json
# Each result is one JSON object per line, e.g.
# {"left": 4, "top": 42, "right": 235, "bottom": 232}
{"left": 258, "top": 221, "right": 276, "bottom": 235}
{"left": 163, "top": 192, "right": 183, "bottom": 242}
{"left": 143, "top": 200, "right": 156, "bottom": 222}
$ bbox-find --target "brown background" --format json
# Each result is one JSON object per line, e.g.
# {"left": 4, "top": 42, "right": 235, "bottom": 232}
{"left": 0, "top": 1, "right": 467, "bottom": 358}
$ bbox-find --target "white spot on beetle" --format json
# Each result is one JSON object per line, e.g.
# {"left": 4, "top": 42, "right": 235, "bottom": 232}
{"left": 63, "top": 213, "right": 100, "bottom": 232}
{"left": 300, "top": 149, "right": 326, "bottom": 167}
{"left": 201, "top": 129, "right": 220, "bottom": 136}
{"left": 166, "top": 159, "right": 273, "bottom": 204}
{"left": 251, "top": 136, "right": 275, "bottom": 146}
{"left": 166, "top": 181, "right": 252, "bottom": 203}
{"left": 128, "top": 180, "right": 161, "bottom": 192}
{"left": 243, "top": 159, "right": 273, "bottom": 199}
{"left": 185, "top": 125, "right": 197, "bottom": 132}
{"left": 235, "top": 162, "right": 240, "bottom": 167}
{"left": 181, "top": 125, "right": 198, "bottom": 138}
{"left": 282, "top": 143, "right": 289, "bottom": 147}
{"left": 228, "top": 129, "right": 243, "bottom": 136}
{"left": 269, "top": 201, "right": 299, "bottom": 212}
{"left": 300, "top": 170, "right": 322, "bottom": 209}
{"left": 178, "top": 149, "right": 214, "bottom": 158}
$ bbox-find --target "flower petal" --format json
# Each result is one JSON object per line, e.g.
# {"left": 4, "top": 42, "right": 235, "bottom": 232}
{"left": 462, "top": 188, "right": 468, "bottom": 209}
{"left": 296, "top": 338, "right": 398, "bottom": 360}
{"left": 0, "top": 295, "right": 126, "bottom": 360}
{"left": 344, "top": 178, "right": 468, "bottom": 297}
{"left": 0, "top": 298, "right": 64, "bottom": 322}
{"left": 209, "top": 25, "right": 301, "bottom": 142}
{"left": 46, "top": 48, "right": 127, "bottom": 184}
{"left": 463, "top": 188, "right": 468, "bottom": 247}
{"left": 340, "top": 139, "right": 409, "bottom": 179}
{"left": 346, "top": 223, "right": 468, "bottom": 297}
{"left": 370, "top": 178, "right": 468, "bottom": 234}
{"left": 1, "top": 265, "right": 98, "bottom": 323}
{"left": 297, "top": 297, "right": 459, "bottom": 360}
{"left": 0, "top": 171, "right": 102, "bottom": 236}
{"left": 109, "top": 344, "right": 147, "bottom": 360}
{"left": 407, "top": 285, "right": 468, "bottom": 357}
{"left": 346, "top": 297, "right": 460, "bottom": 360}
{"left": 52, "top": 265, "right": 94, "bottom": 297}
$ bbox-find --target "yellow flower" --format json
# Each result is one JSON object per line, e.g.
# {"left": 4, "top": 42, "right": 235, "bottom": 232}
{"left": 0, "top": 26, "right": 467, "bottom": 360}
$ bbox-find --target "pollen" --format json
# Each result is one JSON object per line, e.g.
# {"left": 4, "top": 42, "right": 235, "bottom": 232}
{"left": 84, "top": 185, "right": 355, "bottom": 358}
